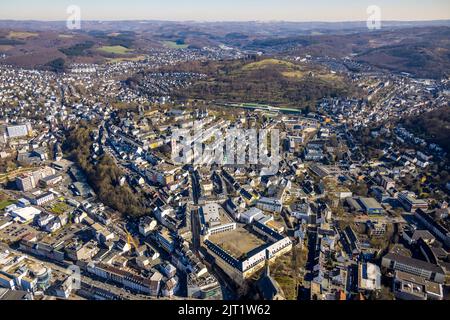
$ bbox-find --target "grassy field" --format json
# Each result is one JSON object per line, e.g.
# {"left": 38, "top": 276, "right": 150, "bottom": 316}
{"left": 58, "top": 34, "right": 74, "bottom": 39}
{"left": 8, "top": 31, "right": 38, "bottom": 39}
{"left": 162, "top": 41, "right": 189, "bottom": 49}
{"left": 49, "top": 201, "right": 71, "bottom": 215}
{"left": 0, "top": 45, "right": 13, "bottom": 51}
{"left": 243, "top": 59, "right": 309, "bottom": 79}
{"left": 242, "top": 58, "right": 298, "bottom": 71}
{"left": 282, "top": 70, "right": 306, "bottom": 78}
{"left": 0, "top": 200, "right": 15, "bottom": 210}
{"left": 98, "top": 45, "right": 133, "bottom": 55}
{"left": 271, "top": 245, "right": 308, "bottom": 300}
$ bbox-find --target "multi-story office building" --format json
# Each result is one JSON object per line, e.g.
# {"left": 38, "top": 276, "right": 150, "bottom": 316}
{"left": 382, "top": 253, "right": 445, "bottom": 284}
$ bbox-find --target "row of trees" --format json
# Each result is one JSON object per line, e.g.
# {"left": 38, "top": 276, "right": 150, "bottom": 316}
{"left": 403, "top": 106, "right": 450, "bottom": 160}
{"left": 59, "top": 41, "right": 94, "bottom": 56}
{"left": 63, "top": 124, "right": 148, "bottom": 217}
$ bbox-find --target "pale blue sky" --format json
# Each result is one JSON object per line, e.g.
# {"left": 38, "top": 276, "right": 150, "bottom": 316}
{"left": 1, "top": 0, "right": 450, "bottom": 21}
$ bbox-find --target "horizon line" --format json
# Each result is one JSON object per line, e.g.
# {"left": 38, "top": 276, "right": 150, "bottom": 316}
{"left": 1, "top": 18, "right": 450, "bottom": 23}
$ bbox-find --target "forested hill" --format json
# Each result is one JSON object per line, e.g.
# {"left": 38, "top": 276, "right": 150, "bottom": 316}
{"left": 403, "top": 106, "right": 450, "bottom": 158}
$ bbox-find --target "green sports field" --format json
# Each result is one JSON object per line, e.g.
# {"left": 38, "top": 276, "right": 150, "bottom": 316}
{"left": 98, "top": 45, "right": 133, "bottom": 55}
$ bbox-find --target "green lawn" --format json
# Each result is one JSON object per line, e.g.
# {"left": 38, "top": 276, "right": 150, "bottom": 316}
{"left": 98, "top": 45, "right": 133, "bottom": 55}
{"left": 49, "top": 202, "right": 71, "bottom": 215}
{"left": 58, "top": 34, "right": 74, "bottom": 39}
{"left": 162, "top": 41, "right": 189, "bottom": 49}
{"left": 0, "top": 200, "right": 15, "bottom": 210}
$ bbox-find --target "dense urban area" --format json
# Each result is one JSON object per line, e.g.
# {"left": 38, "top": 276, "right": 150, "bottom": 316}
{"left": 0, "top": 20, "right": 449, "bottom": 301}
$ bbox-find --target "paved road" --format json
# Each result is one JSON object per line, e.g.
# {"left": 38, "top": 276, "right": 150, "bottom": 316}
{"left": 304, "top": 227, "right": 318, "bottom": 283}
{"left": 0, "top": 167, "right": 35, "bottom": 183}
{"left": 190, "top": 170, "right": 201, "bottom": 205}
{"left": 191, "top": 208, "right": 201, "bottom": 252}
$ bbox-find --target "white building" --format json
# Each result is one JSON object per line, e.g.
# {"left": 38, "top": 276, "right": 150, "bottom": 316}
{"left": 9, "top": 207, "right": 41, "bottom": 224}
{"left": 6, "top": 123, "right": 32, "bottom": 139}
{"left": 30, "top": 192, "right": 55, "bottom": 206}
{"left": 358, "top": 262, "right": 381, "bottom": 292}
{"left": 200, "top": 203, "right": 236, "bottom": 237}
{"left": 290, "top": 203, "right": 312, "bottom": 222}
{"left": 257, "top": 197, "right": 283, "bottom": 213}
{"left": 139, "top": 217, "right": 157, "bottom": 236}
{"left": 239, "top": 208, "right": 273, "bottom": 225}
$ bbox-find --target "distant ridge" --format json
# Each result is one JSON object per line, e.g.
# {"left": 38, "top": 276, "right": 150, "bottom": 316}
{"left": 0, "top": 19, "right": 449, "bottom": 32}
